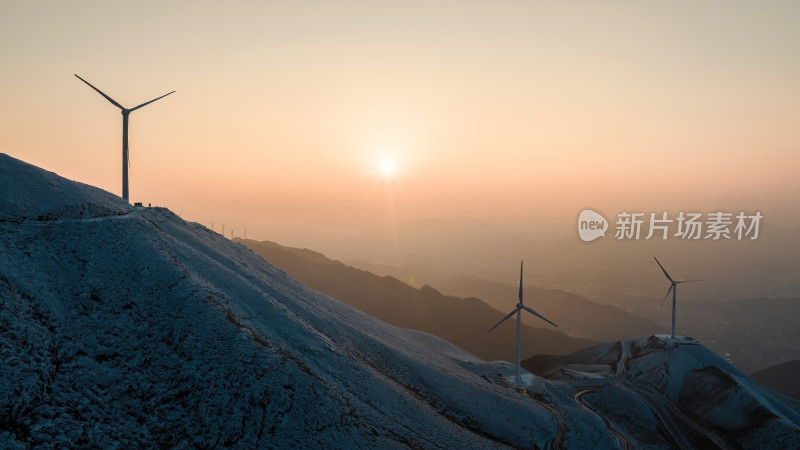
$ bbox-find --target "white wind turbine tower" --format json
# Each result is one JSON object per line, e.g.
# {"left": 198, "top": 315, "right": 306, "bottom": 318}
{"left": 654, "top": 257, "right": 703, "bottom": 340}
{"left": 75, "top": 74, "right": 174, "bottom": 202}
{"left": 488, "top": 261, "right": 557, "bottom": 386}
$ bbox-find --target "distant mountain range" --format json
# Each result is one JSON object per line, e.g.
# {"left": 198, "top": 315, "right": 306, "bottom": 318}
{"left": 432, "top": 273, "right": 659, "bottom": 342}
{"left": 327, "top": 213, "right": 800, "bottom": 302}
{"left": 751, "top": 361, "right": 800, "bottom": 401}
{"left": 236, "top": 239, "right": 595, "bottom": 363}
{"left": 354, "top": 258, "right": 800, "bottom": 374}
{"left": 246, "top": 240, "right": 662, "bottom": 345}
{"left": 348, "top": 259, "right": 450, "bottom": 289}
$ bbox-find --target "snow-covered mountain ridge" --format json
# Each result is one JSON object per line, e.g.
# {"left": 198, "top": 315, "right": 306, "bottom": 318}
{"left": 0, "top": 154, "right": 131, "bottom": 222}
{"left": 1, "top": 153, "right": 798, "bottom": 448}
{"left": 0, "top": 153, "right": 611, "bottom": 447}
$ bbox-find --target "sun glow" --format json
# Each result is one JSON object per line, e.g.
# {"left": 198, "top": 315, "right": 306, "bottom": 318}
{"left": 379, "top": 159, "right": 396, "bottom": 176}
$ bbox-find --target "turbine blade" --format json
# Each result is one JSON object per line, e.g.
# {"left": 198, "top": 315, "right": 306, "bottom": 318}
{"left": 660, "top": 285, "right": 673, "bottom": 309}
{"left": 487, "top": 308, "right": 519, "bottom": 333}
{"left": 518, "top": 260, "right": 524, "bottom": 304}
{"left": 74, "top": 74, "right": 124, "bottom": 110}
{"left": 676, "top": 280, "right": 704, "bottom": 283}
{"left": 130, "top": 90, "right": 175, "bottom": 112}
{"left": 654, "top": 257, "right": 674, "bottom": 282}
{"left": 521, "top": 305, "right": 557, "bottom": 327}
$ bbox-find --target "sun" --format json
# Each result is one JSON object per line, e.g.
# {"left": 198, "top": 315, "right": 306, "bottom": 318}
{"left": 379, "top": 159, "right": 396, "bottom": 176}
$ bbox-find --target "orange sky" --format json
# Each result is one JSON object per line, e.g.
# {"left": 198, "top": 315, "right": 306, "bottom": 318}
{"left": 2, "top": 1, "right": 799, "bottom": 251}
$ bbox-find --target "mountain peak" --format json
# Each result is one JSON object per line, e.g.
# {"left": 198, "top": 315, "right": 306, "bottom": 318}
{"left": 0, "top": 153, "right": 131, "bottom": 222}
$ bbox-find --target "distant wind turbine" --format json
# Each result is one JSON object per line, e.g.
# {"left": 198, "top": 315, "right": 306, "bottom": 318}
{"left": 75, "top": 74, "right": 174, "bottom": 202}
{"left": 243, "top": 226, "right": 247, "bottom": 241}
{"left": 654, "top": 257, "right": 703, "bottom": 340}
{"left": 488, "top": 261, "right": 557, "bottom": 386}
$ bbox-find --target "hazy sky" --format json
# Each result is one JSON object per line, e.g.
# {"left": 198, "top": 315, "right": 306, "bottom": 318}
{"left": 3, "top": 1, "right": 799, "bottom": 249}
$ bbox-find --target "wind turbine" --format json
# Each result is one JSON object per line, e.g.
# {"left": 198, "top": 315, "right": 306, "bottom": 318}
{"left": 654, "top": 257, "right": 703, "bottom": 340}
{"left": 75, "top": 74, "right": 174, "bottom": 202}
{"left": 488, "top": 261, "right": 557, "bottom": 386}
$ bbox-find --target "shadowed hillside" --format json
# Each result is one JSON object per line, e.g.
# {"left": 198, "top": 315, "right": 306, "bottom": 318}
{"left": 238, "top": 239, "right": 595, "bottom": 363}
{"left": 751, "top": 361, "right": 800, "bottom": 401}
{"left": 434, "top": 273, "right": 660, "bottom": 342}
